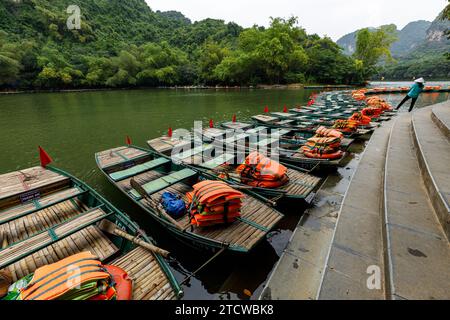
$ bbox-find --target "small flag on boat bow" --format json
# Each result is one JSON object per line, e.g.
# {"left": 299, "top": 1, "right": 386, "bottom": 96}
{"left": 38, "top": 146, "right": 53, "bottom": 167}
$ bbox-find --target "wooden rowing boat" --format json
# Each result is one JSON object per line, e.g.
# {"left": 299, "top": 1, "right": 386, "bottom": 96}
{"left": 147, "top": 130, "right": 323, "bottom": 206}
{"left": 0, "top": 165, "right": 182, "bottom": 300}
{"left": 250, "top": 113, "right": 375, "bottom": 138}
{"left": 95, "top": 145, "right": 284, "bottom": 254}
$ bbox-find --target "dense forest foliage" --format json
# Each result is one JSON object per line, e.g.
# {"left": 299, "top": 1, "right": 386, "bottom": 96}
{"left": 0, "top": 0, "right": 369, "bottom": 89}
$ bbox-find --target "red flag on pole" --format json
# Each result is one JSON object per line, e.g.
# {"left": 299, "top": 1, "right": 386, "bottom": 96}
{"left": 264, "top": 106, "right": 269, "bottom": 113}
{"left": 283, "top": 105, "right": 287, "bottom": 113}
{"left": 38, "top": 146, "right": 53, "bottom": 168}
{"left": 168, "top": 127, "right": 173, "bottom": 137}
{"left": 209, "top": 119, "right": 214, "bottom": 128}
{"left": 126, "top": 135, "right": 132, "bottom": 145}
{"left": 232, "top": 114, "right": 236, "bottom": 122}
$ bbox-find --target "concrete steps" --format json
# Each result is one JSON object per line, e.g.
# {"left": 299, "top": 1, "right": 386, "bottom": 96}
{"left": 383, "top": 113, "right": 450, "bottom": 299}
{"left": 263, "top": 102, "right": 450, "bottom": 300}
{"left": 317, "top": 122, "right": 393, "bottom": 299}
{"left": 431, "top": 102, "right": 450, "bottom": 141}
{"left": 412, "top": 103, "right": 450, "bottom": 240}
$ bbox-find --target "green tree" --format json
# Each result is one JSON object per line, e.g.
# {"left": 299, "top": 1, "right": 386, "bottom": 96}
{"left": 354, "top": 25, "right": 398, "bottom": 79}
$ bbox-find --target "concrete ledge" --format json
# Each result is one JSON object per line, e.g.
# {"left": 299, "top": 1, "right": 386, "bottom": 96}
{"left": 412, "top": 105, "right": 450, "bottom": 241}
{"left": 431, "top": 102, "right": 450, "bottom": 142}
{"left": 383, "top": 114, "right": 450, "bottom": 300}
{"left": 317, "top": 122, "right": 393, "bottom": 300}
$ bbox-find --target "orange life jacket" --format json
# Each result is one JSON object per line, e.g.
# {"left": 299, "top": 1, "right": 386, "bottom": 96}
{"left": 315, "top": 126, "right": 344, "bottom": 139}
{"left": 20, "top": 252, "right": 111, "bottom": 300}
{"left": 362, "top": 107, "right": 382, "bottom": 117}
{"left": 186, "top": 180, "right": 244, "bottom": 226}
{"left": 102, "top": 265, "right": 132, "bottom": 300}
{"left": 305, "top": 136, "right": 341, "bottom": 149}
{"left": 332, "top": 119, "right": 359, "bottom": 132}
{"left": 235, "top": 151, "right": 287, "bottom": 182}
{"left": 349, "top": 112, "right": 371, "bottom": 125}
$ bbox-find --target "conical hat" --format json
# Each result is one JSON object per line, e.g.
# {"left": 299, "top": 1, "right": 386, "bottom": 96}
{"left": 414, "top": 77, "right": 425, "bottom": 83}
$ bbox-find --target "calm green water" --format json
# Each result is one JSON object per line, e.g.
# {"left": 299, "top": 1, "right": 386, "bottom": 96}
{"left": 0, "top": 87, "right": 448, "bottom": 300}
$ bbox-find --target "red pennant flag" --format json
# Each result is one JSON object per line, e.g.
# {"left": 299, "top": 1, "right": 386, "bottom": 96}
{"left": 232, "top": 114, "right": 236, "bottom": 122}
{"left": 209, "top": 119, "right": 214, "bottom": 128}
{"left": 126, "top": 135, "right": 132, "bottom": 145}
{"left": 283, "top": 105, "right": 287, "bottom": 113}
{"left": 38, "top": 146, "right": 53, "bottom": 168}
{"left": 168, "top": 127, "right": 173, "bottom": 138}
{"left": 264, "top": 106, "right": 269, "bottom": 113}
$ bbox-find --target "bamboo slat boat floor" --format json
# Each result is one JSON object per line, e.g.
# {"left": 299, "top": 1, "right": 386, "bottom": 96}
{"left": 281, "top": 168, "right": 321, "bottom": 196}
{"left": 116, "top": 169, "right": 282, "bottom": 251}
{"left": 4, "top": 225, "right": 118, "bottom": 281}
{"left": 96, "top": 146, "right": 148, "bottom": 168}
{"left": 0, "top": 198, "right": 85, "bottom": 246}
{"left": 112, "top": 246, "right": 176, "bottom": 300}
{"left": 0, "top": 207, "right": 111, "bottom": 274}
{"left": 0, "top": 166, "right": 69, "bottom": 201}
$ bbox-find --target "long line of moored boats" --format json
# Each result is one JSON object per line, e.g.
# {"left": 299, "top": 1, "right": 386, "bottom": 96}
{"left": 0, "top": 88, "right": 399, "bottom": 300}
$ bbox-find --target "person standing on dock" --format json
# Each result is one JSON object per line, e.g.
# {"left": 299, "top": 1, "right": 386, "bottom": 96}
{"left": 395, "top": 78, "right": 425, "bottom": 112}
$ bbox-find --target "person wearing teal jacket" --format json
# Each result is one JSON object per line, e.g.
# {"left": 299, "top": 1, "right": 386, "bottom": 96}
{"left": 395, "top": 78, "right": 425, "bottom": 112}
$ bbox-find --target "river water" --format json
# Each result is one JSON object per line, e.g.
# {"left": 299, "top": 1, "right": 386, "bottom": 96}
{"left": 0, "top": 84, "right": 448, "bottom": 299}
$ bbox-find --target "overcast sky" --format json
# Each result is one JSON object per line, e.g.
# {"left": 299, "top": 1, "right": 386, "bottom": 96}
{"left": 145, "top": 0, "right": 447, "bottom": 41}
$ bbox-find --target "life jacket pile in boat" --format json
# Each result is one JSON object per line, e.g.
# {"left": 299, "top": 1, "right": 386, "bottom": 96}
{"left": 235, "top": 151, "right": 289, "bottom": 188}
{"left": 4, "top": 252, "right": 132, "bottom": 300}
{"left": 332, "top": 119, "right": 359, "bottom": 133}
{"left": 349, "top": 112, "right": 372, "bottom": 125}
{"left": 361, "top": 107, "right": 383, "bottom": 118}
{"left": 351, "top": 89, "right": 367, "bottom": 101}
{"left": 366, "top": 96, "right": 392, "bottom": 111}
{"left": 186, "top": 180, "right": 244, "bottom": 227}
{"left": 301, "top": 126, "right": 344, "bottom": 160}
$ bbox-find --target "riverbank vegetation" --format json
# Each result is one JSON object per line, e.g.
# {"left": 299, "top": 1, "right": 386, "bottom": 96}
{"left": 0, "top": 0, "right": 415, "bottom": 89}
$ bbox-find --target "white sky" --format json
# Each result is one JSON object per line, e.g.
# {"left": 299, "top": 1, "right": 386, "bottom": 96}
{"left": 145, "top": 0, "right": 447, "bottom": 41}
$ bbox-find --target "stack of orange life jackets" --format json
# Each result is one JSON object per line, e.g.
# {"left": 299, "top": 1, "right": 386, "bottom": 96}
{"left": 186, "top": 180, "right": 244, "bottom": 227}
{"left": 351, "top": 89, "right": 367, "bottom": 101}
{"left": 16, "top": 252, "right": 130, "bottom": 300}
{"left": 301, "top": 126, "right": 344, "bottom": 160}
{"left": 366, "top": 96, "right": 392, "bottom": 111}
{"left": 332, "top": 119, "right": 359, "bottom": 133}
{"left": 349, "top": 112, "right": 372, "bottom": 125}
{"left": 235, "top": 151, "right": 289, "bottom": 188}
{"left": 361, "top": 107, "right": 383, "bottom": 118}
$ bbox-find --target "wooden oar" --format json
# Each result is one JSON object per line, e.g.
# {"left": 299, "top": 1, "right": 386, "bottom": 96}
{"left": 130, "top": 178, "right": 184, "bottom": 231}
{"left": 98, "top": 219, "right": 170, "bottom": 257}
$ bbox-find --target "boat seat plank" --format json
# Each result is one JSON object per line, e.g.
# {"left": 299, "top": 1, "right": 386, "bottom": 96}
{"left": 109, "top": 158, "right": 170, "bottom": 182}
{"left": 221, "top": 122, "right": 254, "bottom": 131}
{"left": 129, "top": 169, "right": 197, "bottom": 200}
{"left": 0, "top": 187, "right": 84, "bottom": 225}
{"left": 147, "top": 136, "right": 192, "bottom": 154}
{"left": 0, "top": 167, "right": 69, "bottom": 200}
{"left": 96, "top": 147, "right": 148, "bottom": 169}
{"left": 252, "top": 115, "right": 278, "bottom": 123}
{"left": 172, "top": 145, "right": 213, "bottom": 162}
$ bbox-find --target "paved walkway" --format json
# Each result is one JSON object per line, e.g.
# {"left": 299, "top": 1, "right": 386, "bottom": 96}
{"left": 260, "top": 99, "right": 450, "bottom": 300}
